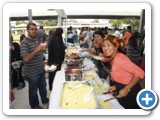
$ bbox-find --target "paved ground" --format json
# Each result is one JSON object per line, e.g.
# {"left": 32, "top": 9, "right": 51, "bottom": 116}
{"left": 11, "top": 77, "right": 50, "bottom": 109}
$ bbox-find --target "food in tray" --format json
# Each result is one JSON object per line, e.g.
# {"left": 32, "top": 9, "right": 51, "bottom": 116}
{"left": 93, "top": 56, "right": 105, "bottom": 61}
{"left": 99, "top": 100, "right": 111, "bottom": 109}
{"left": 67, "top": 66, "right": 81, "bottom": 69}
{"left": 66, "top": 53, "right": 79, "bottom": 59}
{"left": 66, "top": 70, "right": 81, "bottom": 75}
{"left": 85, "top": 73, "right": 95, "bottom": 79}
{"left": 93, "top": 83, "right": 108, "bottom": 95}
{"left": 61, "top": 82, "right": 97, "bottom": 109}
{"left": 65, "top": 47, "right": 81, "bottom": 56}
{"left": 93, "top": 83, "right": 104, "bottom": 88}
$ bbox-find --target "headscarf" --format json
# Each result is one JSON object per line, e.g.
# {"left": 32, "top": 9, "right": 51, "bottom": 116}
{"left": 104, "top": 34, "right": 119, "bottom": 48}
{"left": 11, "top": 42, "right": 21, "bottom": 62}
{"left": 55, "top": 28, "right": 63, "bottom": 38}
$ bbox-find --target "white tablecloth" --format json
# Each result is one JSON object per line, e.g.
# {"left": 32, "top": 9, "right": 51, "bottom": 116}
{"left": 49, "top": 64, "right": 124, "bottom": 109}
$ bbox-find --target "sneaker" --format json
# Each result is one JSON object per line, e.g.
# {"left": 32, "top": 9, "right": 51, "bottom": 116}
{"left": 10, "top": 101, "right": 15, "bottom": 109}
{"left": 42, "top": 98, "right": 49, "bottom": 104}
{"left": 32, "top": 105, "right": 43, "bottom": 109}
{"left": 42, "top": 103, "right": 49, "bottom": 109}
{"left": 42, "top": 99, "right": 49, "bottom": 109}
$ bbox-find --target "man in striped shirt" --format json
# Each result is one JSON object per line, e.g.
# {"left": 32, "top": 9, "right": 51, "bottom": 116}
{"left": 20, "top": 22, "right": 48, "bottom": 109}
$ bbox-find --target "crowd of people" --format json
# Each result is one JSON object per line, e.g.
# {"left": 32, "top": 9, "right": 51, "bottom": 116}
{"left": 10, "top": 22, "right": 145, "bottom": 109}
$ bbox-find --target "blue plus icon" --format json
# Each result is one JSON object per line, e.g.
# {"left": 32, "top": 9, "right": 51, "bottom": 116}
{"left": 137, "top": 89, "right": 158, "bottom": 110}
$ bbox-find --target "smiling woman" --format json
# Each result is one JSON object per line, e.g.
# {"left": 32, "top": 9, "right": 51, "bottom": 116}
{"left": 102, "top": 34, "right": 144, "bottom": 109}
{"left": 102, "top": 35, "right": 119, "bottom": 58}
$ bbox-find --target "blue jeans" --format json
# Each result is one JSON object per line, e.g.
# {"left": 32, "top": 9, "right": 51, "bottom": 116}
{"left": 27, "top": 71, "right": 48, "bottom": 108}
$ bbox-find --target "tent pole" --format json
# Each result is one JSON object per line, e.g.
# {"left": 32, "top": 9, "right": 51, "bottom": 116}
{"left": 28, "top": 9, "right": 32, "bottom": 23}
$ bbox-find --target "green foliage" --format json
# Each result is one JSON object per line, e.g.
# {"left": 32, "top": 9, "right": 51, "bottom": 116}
{"left": 121, "top": 17, "right": 140, "bottom": 31}
{"left": 91, "top": 19, "right": 99, "bottom": 23}
{"left": 109, "top": 19, "right": 123, "bottom": 27}
{"left": 129, "top": 19, "right": 140, "bottom": 32}
{"left": 109, "top": 17, "right": 140, "bottom": 31}
{"left": 35, "top": 19, "right": 57, "bottom": 26}
{"left": 16, "top": 21, "right": 28, "bottom": 25}
{"left": 68, "top": 19, "right": 78, "bottom": 22}
{"left": 12, "top": 34, "right": 20, "bottom": 41}
{"left": 16, "top": 20, "right": 58, "bottom": 26}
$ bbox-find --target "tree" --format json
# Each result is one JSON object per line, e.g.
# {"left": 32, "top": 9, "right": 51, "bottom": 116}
{"left": 68, "top": 19, "right": 78, "bottom": 22}
{"left": 129, "top": 19, "right": 140, "bottom": 32}
{"left": 91, "top": 19, "right": 99, "bottom": 23}
{"left": 109, "top": 19, "right": 123, "bottom": 28}
{"left": 109, "top": 18, "right": 140, "bottom": 31}
{"left": 121, "top": 17, "right": 140, "bottom": 31}
{"left": 16, "top": 21, "right": 28, "bottom": 25}
{"left": 35, "top": 19, "right": 57, "bottom": 26}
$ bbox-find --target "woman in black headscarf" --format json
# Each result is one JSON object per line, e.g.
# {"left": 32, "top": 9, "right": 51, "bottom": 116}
{"left": 48, "top": 28, "right": 65, "bottom": 90}
{"left": 11, "top": 42, "right": 25, "bottom": 89}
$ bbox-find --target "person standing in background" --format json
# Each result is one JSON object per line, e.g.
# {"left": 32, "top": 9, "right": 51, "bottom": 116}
{"left": 48, "top": 28, "right": 65, "bottom": 91}
{"left": 87, "top": 31, "right": 109, "bottom": 80}
{"left": 67, "top": 26, "right": 75, "bottom": 43}
{"left": 73, "top": 30, "right": 79, "bottom": 44}
{"left": 122, "top": 26, "right": 133, "bottom": 50}
{"left": 47, "top": 28, "right": 56, "bottom": 44}
{"left": 122, "top": 27, "right": 126, "bottom": 37}
{"left": 20, "top": 30, "right": 26, "bottom": 43}
{"left": 36, "top": 26, "right": 47, "bottom": 44}
{"left": 126, "top": 32, "right": 141, "bottom": 66}
{"left": 11, "top": 42, "right": 25, "bottom": 89}
{"left": 20, "top": 22, "right": 49, "bottom": 109}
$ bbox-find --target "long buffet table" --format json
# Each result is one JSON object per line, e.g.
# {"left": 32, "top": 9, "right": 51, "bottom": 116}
{"left": 49, "top": 62, "right": 124, "bottom": 109}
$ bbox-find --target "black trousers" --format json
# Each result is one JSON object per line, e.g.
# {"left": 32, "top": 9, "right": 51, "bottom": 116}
{"left": 48, "top": 65, "right": 61, "bottom": 91}
{"left": 113, "top": 80, "right": 142, "bottom": 109}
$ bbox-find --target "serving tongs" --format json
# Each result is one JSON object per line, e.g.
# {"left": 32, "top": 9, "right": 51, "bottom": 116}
{"left": 68, "top": 80, "right": 89, "bottom": 90}
{"left": 103, "top": 90, "right": 118, "bottom": 102}
{"left": 102, "top": 90, "right": 117, "bottom": 94}
{"left": 104, "top": 96, "right": 118, "bottom": 102}
{"left": 92, "top": 78, "right": 101, "bottom": 88}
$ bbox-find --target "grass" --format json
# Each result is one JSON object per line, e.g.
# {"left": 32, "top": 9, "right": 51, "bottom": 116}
{"left": 12, "top": 34, "right": 20, "bottom": 42}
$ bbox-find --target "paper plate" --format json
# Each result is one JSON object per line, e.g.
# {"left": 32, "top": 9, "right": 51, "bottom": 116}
{"left": 93, "top": 56, "right": 105, "bottom": 61}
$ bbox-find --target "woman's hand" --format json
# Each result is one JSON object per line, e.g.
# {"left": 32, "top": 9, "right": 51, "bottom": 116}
{"left": 99, "top": 53, "right": 104, "bottom": 57}
{"left": 116, "top": 86, "right": 130, "bottom": 98}
{"left": 108, "top": 85, "right": 117, "bottom": 92}
{"left": 86, "top": 53, "right": 94, "bottom": 58}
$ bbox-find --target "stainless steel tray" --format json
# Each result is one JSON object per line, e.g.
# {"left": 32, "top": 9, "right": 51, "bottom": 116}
{"left": 59, "top": 81, "right": 100, "bottom": 109}
{"left": 64, "top": 58, "right": 83, "bottom": 66}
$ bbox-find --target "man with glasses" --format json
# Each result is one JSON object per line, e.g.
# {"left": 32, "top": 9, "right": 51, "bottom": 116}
{"left": 20, "top": 22, "right": 49, "bottom": 109}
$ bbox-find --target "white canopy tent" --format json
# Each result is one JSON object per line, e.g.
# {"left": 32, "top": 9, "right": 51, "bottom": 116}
{"left": 9, "top": 7, "right": 141, "bottom": 21}
{"left": 7, "top": 3, "right": 145, "bottom": 39}
{"left": 8, "top": 3, "right": 144, "bottom": 20}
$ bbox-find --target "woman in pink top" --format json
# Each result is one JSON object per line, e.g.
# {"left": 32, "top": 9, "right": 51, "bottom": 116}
{"left": 102, "top": 34, "right": 144, "bottom": 109}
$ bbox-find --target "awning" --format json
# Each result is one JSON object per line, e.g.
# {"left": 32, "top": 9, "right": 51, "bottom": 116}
{"left": 7, "top": 3, "right": 142, "bottom": 21}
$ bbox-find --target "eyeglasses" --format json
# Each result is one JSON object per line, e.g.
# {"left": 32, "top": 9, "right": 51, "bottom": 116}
{"left": 28, "top": 28, "right": 37, "bottom": 31}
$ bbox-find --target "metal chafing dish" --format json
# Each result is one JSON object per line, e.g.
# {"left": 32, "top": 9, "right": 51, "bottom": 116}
{"left": 65, "top": 69, "right": 82, "bottom": 81}
{"left": 59, "top": 81, "right": 100, "bottom": 109}
{"left": 64, "top": 58, "right": 83, "bottom": 66}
